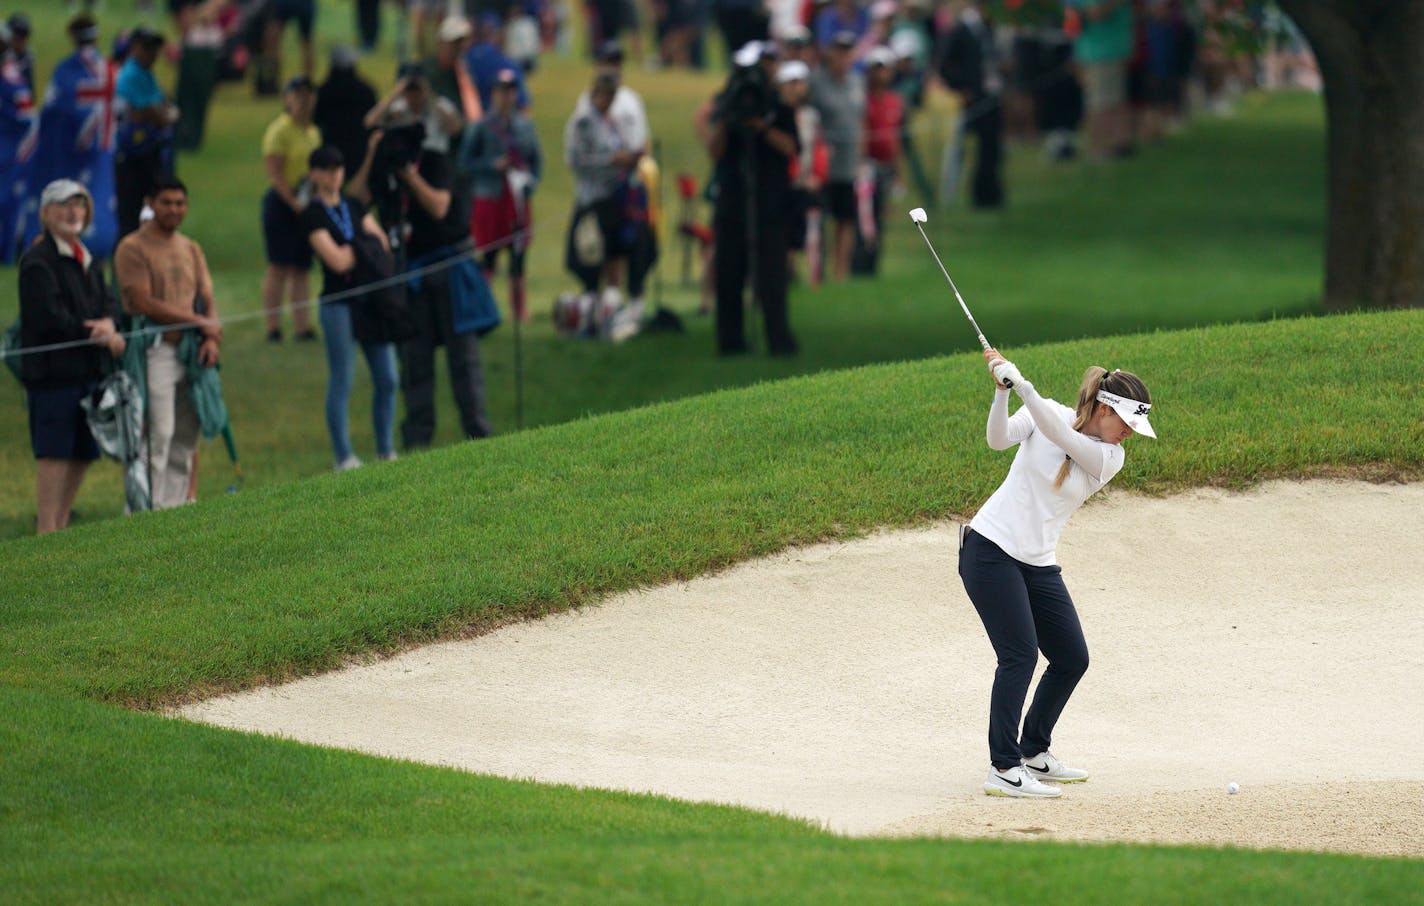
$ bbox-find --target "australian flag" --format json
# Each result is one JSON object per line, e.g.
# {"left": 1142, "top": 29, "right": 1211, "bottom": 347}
{"left": 0, "top": 56, "right": 35, "bottom": 264}
{"left": 15, "top": 45, "right": 119, "bottom": 260}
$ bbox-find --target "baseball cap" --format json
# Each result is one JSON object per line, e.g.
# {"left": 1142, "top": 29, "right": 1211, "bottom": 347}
{"left": 68, "top": 14, "right": 99, "bottom": 44}
{"left": 40, "top": 179, "right": 94, "bottom": 228}
{"left": 865, "top": 46, "right": 896, "bottom": 68}
{"left": 780, "top": 23, "right": 811, "bottom": 47}
{"left": 396, "top": 60, "right": 425, "bottom": 81}
{"left": 493, "top": 67, "right": 519, "bottom": 87}
{"left": 596, "top": 39, "right": 625, "bottom": 63}
{"left": 130, "top": 26, "right": 166, "bottom": 46}
{"left": 1097, "top": 387, "right": 1156, "bottom": 438}
{"left": 7, "top": 13, "right": 30, "bottom": 36}
{"left": 437, "top": 15, "right": 472, "bottom": 43}
{"left": 831, "top": 30, "right": 858, "bottom": 50}
{"left": 330, "top": 45, "right": 358, "bottom": 69}
{"left": 307, "top": 145, "right": 344, "bottom": 170}
{"left": 776, "top": 60, "right": 810, "bottom": 84}
{"left": 284, "top": 74, "right": 313, "bottom": 92}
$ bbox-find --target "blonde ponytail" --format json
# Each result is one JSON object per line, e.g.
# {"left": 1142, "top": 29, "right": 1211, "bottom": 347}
{"left": 1052, "top": 366, "right": 1110, "bottom": 491}
{"left": 1052, "top": 367, "right": 1152, "bottom": 491}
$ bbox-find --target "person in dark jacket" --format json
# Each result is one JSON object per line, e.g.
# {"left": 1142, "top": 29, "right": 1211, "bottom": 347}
{"left": 312, "top": 47, "right": 377, "bottom": 191}
{"left": 936, "top": 1, "right": 1005, "bottom": 208}
{"left": 17, "top": 179, "right": 126, "bottom": 534}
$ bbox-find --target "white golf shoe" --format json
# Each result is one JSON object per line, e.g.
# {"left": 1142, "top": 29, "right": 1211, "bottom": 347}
{"left": 983, "top": 765, "right": 1062, "bottom": 798}
{"left": 1023, "top": 751, "right": 1090, "bottom": 783}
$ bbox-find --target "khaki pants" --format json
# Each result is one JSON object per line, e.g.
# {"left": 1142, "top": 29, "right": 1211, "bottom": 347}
{"left": 146, "top": 342, "right": 198, "bottom": 509}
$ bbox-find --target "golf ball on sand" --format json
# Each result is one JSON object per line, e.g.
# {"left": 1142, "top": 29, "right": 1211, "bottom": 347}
{"left": 1227, "top": 782, "right": 1240, "bottom": 794}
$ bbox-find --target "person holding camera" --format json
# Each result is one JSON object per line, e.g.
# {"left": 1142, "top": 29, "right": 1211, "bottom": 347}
{"left": 349, "top": 98, "right": 493, "bottom": 449}
{"left": 301, "top": 145, "right": 398, "bottom": 471}
{"left": 363, "top": 62, "right": 464, "bottom": 157}
{"left": 706, "top": 42, "right": 800, "bottom": 357}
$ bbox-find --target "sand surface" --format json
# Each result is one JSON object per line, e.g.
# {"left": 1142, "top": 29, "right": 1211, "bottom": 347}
{"left": 179, "top": 480, "right": 1424, "bottom": 858}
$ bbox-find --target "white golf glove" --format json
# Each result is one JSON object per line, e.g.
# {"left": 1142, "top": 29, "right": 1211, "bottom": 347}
{"left": 992, "top": 360, "right": 1022, "bottom": 389}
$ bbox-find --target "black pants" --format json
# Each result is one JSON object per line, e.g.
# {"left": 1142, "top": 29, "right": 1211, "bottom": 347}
{"left": 355, "top": 0, "right": 380, "bottom": 51}
{"left": 713, "top": 206, "right": 795, "bottom": 356}
{"left": 399, "top": 266, "right": 493, "bottom": 446}
{"left": 958, "top": 529, "right": 1089, "bottom": 770}
{"left": 964, "top": 99, "right": 1005, "bottom": 209}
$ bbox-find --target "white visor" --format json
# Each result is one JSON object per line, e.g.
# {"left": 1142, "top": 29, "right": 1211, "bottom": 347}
{"left": 1097, "top": 390, "right": 1156, "bottom": 438}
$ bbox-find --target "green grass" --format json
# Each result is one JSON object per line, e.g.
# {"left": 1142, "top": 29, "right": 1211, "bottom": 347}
{"left": 0, "top": 1, "right": 1329, "bottom": 538}
{"left": 4, "top": 4, "right": 1422, "bottom": 901}
{"left": 3, "top": 308, "right": 1423, "bottom": 900}
{"left": 5, "top": 687, "right": 1422, "bottom": 904}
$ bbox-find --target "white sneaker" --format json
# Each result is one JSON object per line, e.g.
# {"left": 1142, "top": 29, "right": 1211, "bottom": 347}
{"left": 377, "top": 451, "right": 398, "bottom": 462}
{"left": 983, "top": 765, "right": 1062, "bottom": 798}
{"left": 1023, "top": 751, "right": 1089, "bottom": 783}
{"left": 335, "top": 455, "right": 363, "bottom": 472}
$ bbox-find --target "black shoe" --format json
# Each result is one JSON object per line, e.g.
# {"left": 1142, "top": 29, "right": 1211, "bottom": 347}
{"left": 266, "top": 329, "right": 283, "bottom": 344}
{"left": 295, "top": 329, "right": 319, "bottom": 342}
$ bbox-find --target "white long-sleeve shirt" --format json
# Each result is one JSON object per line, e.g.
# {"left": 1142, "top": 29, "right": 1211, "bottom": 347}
{"left": 968, "top": 379, "right": 1125, "bottom": 566}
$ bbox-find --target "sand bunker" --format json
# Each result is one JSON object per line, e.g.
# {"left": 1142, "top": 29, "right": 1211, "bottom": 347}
{"left": 180, "top": 480, "right": 1424, "bottom": 858}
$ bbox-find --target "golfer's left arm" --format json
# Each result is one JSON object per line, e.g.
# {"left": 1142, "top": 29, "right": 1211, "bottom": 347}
{"left": 992, "top": 358, "right": 1114, "bottom": 481}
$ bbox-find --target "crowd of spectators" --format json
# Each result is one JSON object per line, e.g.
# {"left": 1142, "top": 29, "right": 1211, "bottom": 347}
{"left": 3, "top": 1, "right": 1317, "bottom": 532}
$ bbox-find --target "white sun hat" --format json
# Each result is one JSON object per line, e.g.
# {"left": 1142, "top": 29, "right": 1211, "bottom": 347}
{"left": 776, "top": 60, "right": 810, "bottom": 84}
{"left": 1097, "top": 388, "right": 1156, "bottom": 438}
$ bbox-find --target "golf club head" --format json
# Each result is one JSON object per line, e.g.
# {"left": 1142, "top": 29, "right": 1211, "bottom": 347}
{"left": 908, "top": 207, "right": 928, "bottom": 224}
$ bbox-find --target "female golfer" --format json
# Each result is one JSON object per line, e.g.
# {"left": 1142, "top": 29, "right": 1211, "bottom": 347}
{"left": 960, "top": 348, "right": 1154, "bottom": 797}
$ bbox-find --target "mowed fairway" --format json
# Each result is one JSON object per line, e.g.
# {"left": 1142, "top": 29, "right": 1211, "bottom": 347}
{"left": 5, "top": 3, "right": 1424, "bottom": 902}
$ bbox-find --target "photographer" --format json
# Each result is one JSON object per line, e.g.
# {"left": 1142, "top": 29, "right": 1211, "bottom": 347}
{"left": 349, "top": 108, "right": 493, "bottom": 449}
{"left": 363, "top": 62, "right": 464, "bottom": 156}
{"left": 706, "top": 42, "right": 799, "bottom": 357}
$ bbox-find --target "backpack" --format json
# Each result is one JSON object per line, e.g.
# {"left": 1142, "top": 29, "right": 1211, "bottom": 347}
{"left": 348, "top": 231, "right": 416, "bottom": 345}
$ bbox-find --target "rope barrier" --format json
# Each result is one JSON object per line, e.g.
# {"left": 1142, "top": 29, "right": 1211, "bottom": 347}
{"left": 3, "top": 228, "right": 532, "bottom": 362}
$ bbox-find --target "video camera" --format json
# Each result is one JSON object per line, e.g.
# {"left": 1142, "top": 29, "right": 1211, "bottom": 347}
{"left": 368, "top": 121, "right": 426, "bottom": 200}
{"left": 714, "top": 62, "right": 778, "bottom": 129}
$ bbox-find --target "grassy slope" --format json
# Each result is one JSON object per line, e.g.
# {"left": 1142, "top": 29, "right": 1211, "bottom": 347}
{"left": 2, "top": 309, "right": 1422, "bottom": 902}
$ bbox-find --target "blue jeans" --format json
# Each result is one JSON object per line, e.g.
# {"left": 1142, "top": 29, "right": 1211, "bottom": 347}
{"left": 320, "top": 302, "right": 398, "bottom": 462}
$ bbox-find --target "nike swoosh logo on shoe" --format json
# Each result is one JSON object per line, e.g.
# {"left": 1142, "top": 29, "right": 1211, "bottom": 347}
{"left": 1001, "top": 775, "right": 1022, "bottom": 787}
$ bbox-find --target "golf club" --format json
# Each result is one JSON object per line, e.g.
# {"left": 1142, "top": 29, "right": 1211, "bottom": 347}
{"left": 908, "top": 208, "right": 1011, "bottom": 387}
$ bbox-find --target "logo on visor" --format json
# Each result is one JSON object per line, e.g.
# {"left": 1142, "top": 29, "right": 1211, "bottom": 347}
{"left": 1134, "top": 404, "right": 1150, "bottom": 416}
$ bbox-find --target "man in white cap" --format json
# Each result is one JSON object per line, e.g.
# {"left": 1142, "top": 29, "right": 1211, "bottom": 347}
{"left": 424, "top": 15, "right": 473, "bottom": 120}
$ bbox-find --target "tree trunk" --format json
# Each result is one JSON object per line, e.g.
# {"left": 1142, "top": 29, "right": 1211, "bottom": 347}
{"left": 1277, "top": 0, "right": 1424, "bottom": 310}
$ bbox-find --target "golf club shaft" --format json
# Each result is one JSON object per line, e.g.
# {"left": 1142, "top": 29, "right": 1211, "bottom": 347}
{"left": 910, "top": 221, "right": 992, "bottom": 353}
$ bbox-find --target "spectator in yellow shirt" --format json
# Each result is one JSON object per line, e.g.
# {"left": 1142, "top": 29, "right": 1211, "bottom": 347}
{"left": 260, "top": 76, "right": 322, "bottom": 342}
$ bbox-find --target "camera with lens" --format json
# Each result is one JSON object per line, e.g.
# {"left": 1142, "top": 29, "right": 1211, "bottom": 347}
{"left": 714, "top": 62, "right": 777, "bottom": 129}
{"left": 369, "top": 121, "right": 426, "bottom": 200}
